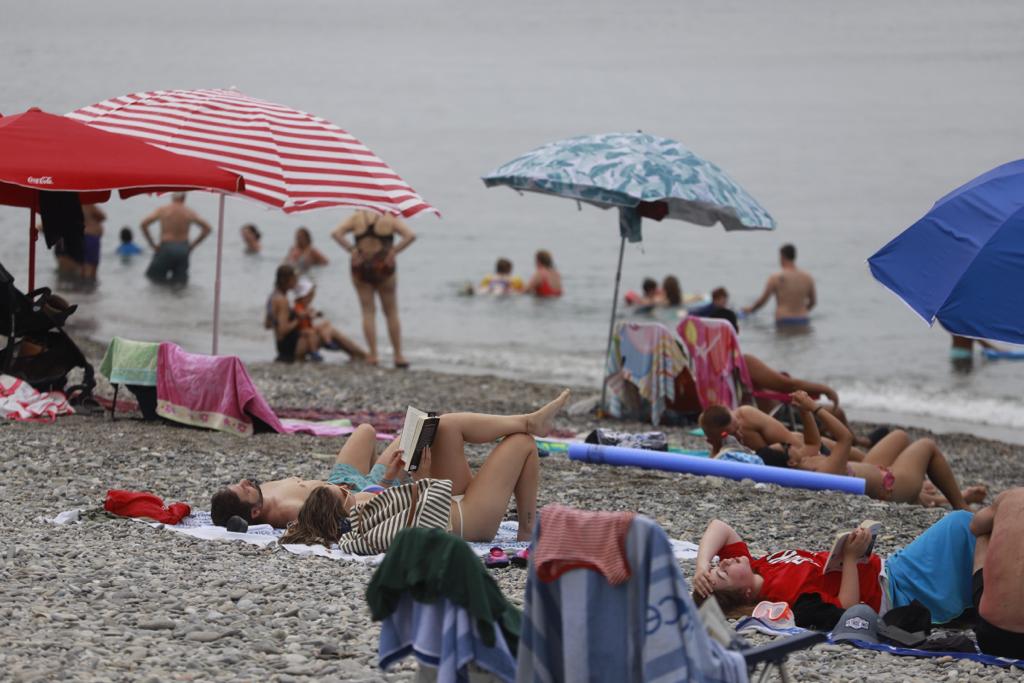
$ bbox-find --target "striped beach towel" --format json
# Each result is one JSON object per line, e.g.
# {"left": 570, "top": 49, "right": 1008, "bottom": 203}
{"left": 517, "top": 512, "right": 746, "bottom": 683}
{"left": 341, "top": 479, "right": 453, "bottom": 555}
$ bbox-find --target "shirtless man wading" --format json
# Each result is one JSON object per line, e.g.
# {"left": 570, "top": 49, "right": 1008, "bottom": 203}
{"left": 140, "top": 192, "right": 213, "bottom": 285}
{"left": 744, "top": 243, "right": 816, "bottom": 328}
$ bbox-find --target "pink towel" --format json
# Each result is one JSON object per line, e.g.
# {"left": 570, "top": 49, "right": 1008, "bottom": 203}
{"left": 155, "top": 342, "right": 357, "bottom": 438}
{"left": 534, "top": 504, "right": 636, "bottom": 585}
{"left": 676, "top": 316, "right": 753, "bottom": 409}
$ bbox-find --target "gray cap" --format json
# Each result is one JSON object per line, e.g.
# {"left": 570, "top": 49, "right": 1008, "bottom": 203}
{"left": 831, "top": 604, "right": 879, "bottom": 644}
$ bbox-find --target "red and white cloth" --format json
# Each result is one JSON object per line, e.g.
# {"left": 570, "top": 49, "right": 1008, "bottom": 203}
{"left": 534, "top": 504, "right": 636, "bottom": 585}
{"left": 0, "top": 375, "right": 73, "bottom": 422}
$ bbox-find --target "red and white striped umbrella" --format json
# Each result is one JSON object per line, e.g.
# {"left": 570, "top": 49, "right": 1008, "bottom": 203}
{"left": 68, "top": 89, "right": 437, "bottom": 355}
{"left": 68, "top": 88, "right": 437, "bottom": 218}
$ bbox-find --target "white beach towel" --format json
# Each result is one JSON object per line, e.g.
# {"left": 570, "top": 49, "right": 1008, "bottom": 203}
{"left": 50, "top": 509, "right": 699, "bottom": 566}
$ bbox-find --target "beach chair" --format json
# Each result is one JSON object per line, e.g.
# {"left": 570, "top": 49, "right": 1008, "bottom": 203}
{"left": 365, "top": 528, "right": 521, "bottom": 683}
{"left": 517, "top": 507, "right": 824, "bottom": 683}
{"left": 605, "top": 320, "right": 701, "bottom": 424}
{"left": 676, "top": 315, "right": 797, "bottom": 427}
{"left": 0, "top": 259, "right": 96, "bottom": 403}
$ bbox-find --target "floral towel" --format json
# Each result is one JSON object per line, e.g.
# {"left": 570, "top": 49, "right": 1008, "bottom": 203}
{"left": 676, "top": 315, "right": 752, "bottom": 409}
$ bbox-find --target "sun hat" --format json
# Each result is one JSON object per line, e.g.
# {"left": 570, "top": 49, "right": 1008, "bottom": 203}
{"left": 831, "top": 604, "right": 880, "bottom": 644}
{"left": 293, "top": 276, "right": 315, "bottom": 299}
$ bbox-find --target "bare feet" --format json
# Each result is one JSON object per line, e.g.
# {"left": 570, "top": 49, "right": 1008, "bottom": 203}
{"left": 917, "top": 481, "right": 989, "bottom": 508}
{"left": 526, "top": 389, "right": 571, "bottom": 437}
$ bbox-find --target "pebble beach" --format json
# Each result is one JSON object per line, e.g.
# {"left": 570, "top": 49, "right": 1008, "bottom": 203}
{"left": 0, "top": 343, "right": 1021, "bottom": 682}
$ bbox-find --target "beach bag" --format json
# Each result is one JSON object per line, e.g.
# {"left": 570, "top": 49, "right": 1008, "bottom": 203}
{"left": 340, "top": 479, "right": 453, "bottom": 555}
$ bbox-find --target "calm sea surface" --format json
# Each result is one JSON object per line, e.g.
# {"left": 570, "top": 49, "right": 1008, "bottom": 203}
{"left": 2, "top": 1, "right": 1023, "bottom": 439}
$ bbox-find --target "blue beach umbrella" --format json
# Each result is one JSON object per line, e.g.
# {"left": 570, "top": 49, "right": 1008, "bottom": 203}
{"left": 868, "top": 159, "right": 1024, "bottom": 344}
{"left": 483, "top": 132, "right": 775, "bottom": 410}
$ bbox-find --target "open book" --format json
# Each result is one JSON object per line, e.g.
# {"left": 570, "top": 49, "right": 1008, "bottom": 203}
{"left": 399, "top": 406, "right": 440, "bottom": 473}
{"left": 823, "top": 520, "right": 881, "bottom": 574}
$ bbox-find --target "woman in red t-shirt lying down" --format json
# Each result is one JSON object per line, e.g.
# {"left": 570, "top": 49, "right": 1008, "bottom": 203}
{"left": 689, "top": 494, "right": 1024, "bottom": 659}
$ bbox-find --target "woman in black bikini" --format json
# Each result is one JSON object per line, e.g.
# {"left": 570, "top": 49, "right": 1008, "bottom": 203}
{"left": 332, "top": 210, "right": 416, "bottom": 367}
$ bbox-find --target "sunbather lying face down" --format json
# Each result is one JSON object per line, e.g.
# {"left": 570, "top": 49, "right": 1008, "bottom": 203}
{"left": 210, "top": 390, "right": 571, "bottom": 535}
{"left": 691, "top": 489, "right": 1024, "bottom": 660}
{"left": 699, "top": 394, "right": 979, "bottom": 509}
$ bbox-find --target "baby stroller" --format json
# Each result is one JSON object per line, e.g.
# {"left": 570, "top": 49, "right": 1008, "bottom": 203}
{"left": 0, "top": 259, "right": 96, "bottom": 404}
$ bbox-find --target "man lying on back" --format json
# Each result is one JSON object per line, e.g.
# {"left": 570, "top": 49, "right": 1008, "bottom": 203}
{"left": 211, "top": 423, "right": 398, "bottom": 528}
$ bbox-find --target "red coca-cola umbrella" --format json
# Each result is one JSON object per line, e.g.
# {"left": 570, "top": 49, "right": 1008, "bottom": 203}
{"left": 0, "top": 107, "right": 244, "bottom": 291}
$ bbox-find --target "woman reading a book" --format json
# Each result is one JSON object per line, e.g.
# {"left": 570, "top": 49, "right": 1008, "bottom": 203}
{"left": 690, "top": 510, "right": 978, "bottom": 625}
{"left": 279, "top": 389, "right": 571, "bottom": 546}
{"left": 331, "top": 210, "right": 416, "bottom": 368}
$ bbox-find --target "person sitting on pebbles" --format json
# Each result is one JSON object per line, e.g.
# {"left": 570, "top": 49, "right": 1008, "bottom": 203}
{"left": 211, "top": 390, "right": 570, "bottom": 541}
{"left": 691, "top": 487, "right": 1024, "bottom": 659}
{"left": 291, "top": 277, "right": 366, "bottom": 362}
{"left": 699, "top": 393, "right": 985, "bottom": 510}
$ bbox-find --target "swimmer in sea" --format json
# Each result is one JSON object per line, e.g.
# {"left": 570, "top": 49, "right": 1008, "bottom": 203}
{"left": 478, "top": 257, "right": 524, "bottom": 295}
{"left": 743, "top": 243, "right": 815, "bottom": 328}
{"left": 950, "top": 334, "right": 1006, "bottom": 372}
{"left": 524, "top": 249, "right": 562, "bottom": 298}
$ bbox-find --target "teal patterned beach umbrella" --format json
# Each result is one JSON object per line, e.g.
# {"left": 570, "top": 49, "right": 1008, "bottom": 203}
{"left": 483, "top": 132, "right": 776, "bottom": 413}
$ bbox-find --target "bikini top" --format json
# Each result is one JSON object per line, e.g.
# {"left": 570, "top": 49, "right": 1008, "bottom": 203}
{"left": 353, "top": 214, "right": 395, "bottom": 247}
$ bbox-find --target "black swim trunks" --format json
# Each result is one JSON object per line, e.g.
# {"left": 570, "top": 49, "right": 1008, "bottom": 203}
{"left": 972, "top": 569, "right": 1024, "bottom": 659}
{"left": 276, "top": 328, "right": 300, "bottom": 363}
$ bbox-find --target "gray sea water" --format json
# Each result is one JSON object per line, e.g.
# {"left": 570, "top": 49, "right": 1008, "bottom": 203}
{"left": 2, "top": 0, "right": 1023, "bottom": 439}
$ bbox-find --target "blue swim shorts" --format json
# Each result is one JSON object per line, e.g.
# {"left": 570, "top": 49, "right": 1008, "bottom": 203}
{"left": 327, "top": 462, "right": 386, "bottom": 491}
{"left": 775, "top": 317, "right": 810, "bottom": 327}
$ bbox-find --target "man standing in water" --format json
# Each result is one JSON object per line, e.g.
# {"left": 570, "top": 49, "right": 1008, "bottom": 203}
{"left": 744, "top": 243, "right": 816, "bottom": 328}
{"left": 80, "top": 204, "right": 106, "bottom": 287}
{"left": 140, "top": 192, "right": 213, "bottom": 286}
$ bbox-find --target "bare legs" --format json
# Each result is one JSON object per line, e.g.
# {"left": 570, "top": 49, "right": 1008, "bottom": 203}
{"left": 353, "top": 278, "right": 378, "bottom": 365}
{"left": 458, "top": 433, "right": 540, "bottom": 541}
{"left": 352, "top": 273, "right": 405, "bottom": 367}
{"left": 332, "top": 392, "right": 569, "bottom": 541}
{"left": 885, "top": 438, "right": 968, "bottom": 509}
{"left": 333, "top": 423, "right": 379, "bottom": 473}
{"left": 744, "top": 353, "right": 839, "bottom": 407}
{"left": 315, "top": 320, "right": 367, "bottom": 360}
{"left": 427, "top": 389, "right": 571, "bottom": 494}
{"left": 378, "top": 275, "right": 405, "bottom": 367}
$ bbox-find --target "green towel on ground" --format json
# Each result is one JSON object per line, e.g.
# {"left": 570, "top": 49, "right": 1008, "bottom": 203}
{"left": 99, "top": 337, "right": 160, "bottom": 386}
{"left": 366, "top": 527, "right": 521, "bottom": 650}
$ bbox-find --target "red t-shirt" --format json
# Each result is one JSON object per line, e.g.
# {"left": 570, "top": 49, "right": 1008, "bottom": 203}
{"left": 719, "top": 541, "right": 883, "bottom": 610}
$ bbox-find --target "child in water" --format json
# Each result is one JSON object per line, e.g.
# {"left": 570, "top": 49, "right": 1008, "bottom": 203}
{"left": 115, "top": 227, "right": 143, "bottom": 261}
{"left": 478, "top": 257, "right": 524, "bottom": 295}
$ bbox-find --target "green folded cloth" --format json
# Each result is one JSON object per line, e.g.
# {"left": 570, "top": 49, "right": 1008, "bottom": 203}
{"left": 366, "top": 527, "right": 520, "bottom": 650}
{"left": 99, "top": 337, "right": 160, "bottom": 386}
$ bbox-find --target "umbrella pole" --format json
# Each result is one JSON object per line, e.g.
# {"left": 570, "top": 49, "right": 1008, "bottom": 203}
{"left": 600, "top": 235, "right": 627, "bottom": 413}
{"left": 212, "top": 193, "right": 226, "bottom": 355}
{"left": 28, "top": 209, "right": 37, "bottom": 292}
